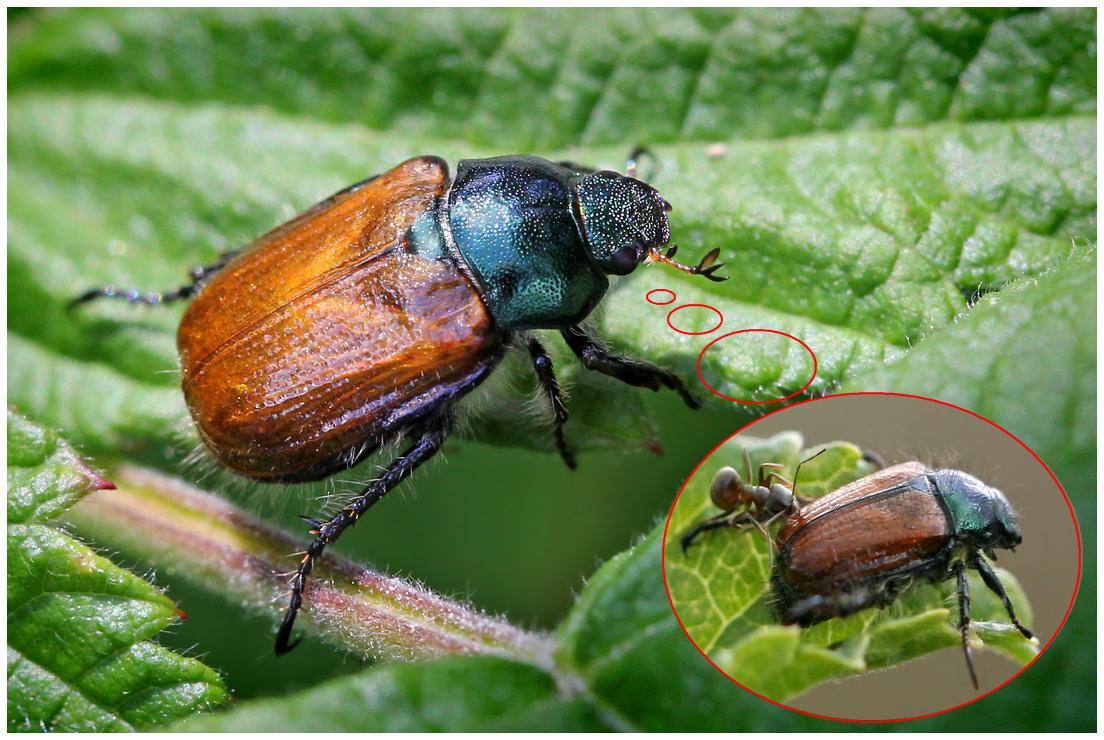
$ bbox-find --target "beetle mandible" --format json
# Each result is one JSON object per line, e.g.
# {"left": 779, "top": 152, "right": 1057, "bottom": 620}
{"left": 72, "top": 153, "right": 727, "bottom": 654}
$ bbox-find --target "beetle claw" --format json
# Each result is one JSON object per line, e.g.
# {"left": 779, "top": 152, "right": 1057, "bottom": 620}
{"left": 299, "top": 515, "right": 325, "bottom": 534}
{"left": 701, "top": 263, "right": 729, "bottom": 282}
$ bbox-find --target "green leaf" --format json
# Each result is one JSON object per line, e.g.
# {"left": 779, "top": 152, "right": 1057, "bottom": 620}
{"left": 175, "top": 656, "right": 610, "bottom": 732}
{"left": 6, "top": 410, "right": 114, "bottom": 524}
{"left": 10, "top": 9, "right": 1096, "bottom": 147}
{"left": 8, "top": 8, "right": 1097, "bottom": 458}
{"left": 9, "top": 98, "right": 1093, "bottom": 452}
{"left": 665, "top": 433, "right": 1038, "bottom": 702}
{"left": 7, "top": 415, "right": 229, "bottom": 731}
{"left": 845, "top": 249, "right": 1096, "bottom": 477}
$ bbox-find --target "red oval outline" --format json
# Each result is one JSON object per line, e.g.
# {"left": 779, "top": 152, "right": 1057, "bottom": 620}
{"left": 646, "top": 289, "right": 677, "bottom": 305}
{"left": 660, "top": 391, "right": 1083, "bottom": 724}
{"left": 697, "top": 329, "right": 817, "bottom": 404}
{"left": 666, "top": 304, "right": 723, "bottom": 335}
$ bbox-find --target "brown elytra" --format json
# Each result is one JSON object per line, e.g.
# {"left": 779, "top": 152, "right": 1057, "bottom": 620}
{"left": 177, "top": 157, "right": 501, "bottom": 482}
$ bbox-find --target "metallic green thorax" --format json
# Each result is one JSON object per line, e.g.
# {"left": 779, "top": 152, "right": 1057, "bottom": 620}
{"left": 445, "top": 156, "right": 669, "bottom": 331}
{"left": 927, "top": 469, "right": 1023, "bottom": 550}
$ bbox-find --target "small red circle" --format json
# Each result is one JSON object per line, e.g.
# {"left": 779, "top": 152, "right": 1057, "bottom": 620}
{"left": 666, "top": 304, "right": 723, "bottom": 335}
{"left": 696, "top": 329, "right": 817, "bottom": 404}
{"left": 646, "top": 289, "right": 677, "bottom": 305}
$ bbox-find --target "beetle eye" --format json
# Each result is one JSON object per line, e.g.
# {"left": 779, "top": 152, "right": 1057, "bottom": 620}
{"left": 607, "top": 245, "right": 640, "bottom": 276}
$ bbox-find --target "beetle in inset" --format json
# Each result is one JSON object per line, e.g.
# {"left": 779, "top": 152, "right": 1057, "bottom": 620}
{"left": 72, "top": 154, "right": 726, "bottom": 654}
{"left": 772, "top": 461, "right": 1035, "bottom": 689}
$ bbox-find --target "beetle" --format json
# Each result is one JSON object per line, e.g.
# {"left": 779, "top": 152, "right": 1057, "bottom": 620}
{"left": 71, "top": 153, "right": 727, "bottom": 654}
{"left": 772, "top": 461, "right": 1035, "bottom": 689}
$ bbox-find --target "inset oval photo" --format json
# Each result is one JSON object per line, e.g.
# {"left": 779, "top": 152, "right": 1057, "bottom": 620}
{"left": 662, "top": 393, "right": 1080, "bottom": 722}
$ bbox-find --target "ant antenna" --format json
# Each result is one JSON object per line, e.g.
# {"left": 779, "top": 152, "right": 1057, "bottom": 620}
{"left": 790, "top": 449, "right": 827, "bottom": 504}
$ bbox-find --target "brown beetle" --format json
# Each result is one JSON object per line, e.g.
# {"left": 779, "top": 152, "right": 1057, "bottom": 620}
{"left": 773, "top": 462, "right": 1035, "bottom": 689}
{"left": 73, "top": 153, "right": 725, "bottom": 654}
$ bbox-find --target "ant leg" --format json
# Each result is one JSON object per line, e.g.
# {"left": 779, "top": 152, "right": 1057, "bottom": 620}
{"left": 526, "top": 336, "right": 576, "bottom": 470}
{"left": 561, "top": 325, "right": 700, "bottom": 410}
{"left": 69, "top": 249, "right": 240, "bottom": 309}
{"left": 758, "top": 464, "right": 792, "bottom": 491}
{"left": 746, "top": 515, "right": 776, "bottom": 569}
{"left": 274, "top": 415, "right": 450, "bottom": 655}
{"left": 862, "top": 450, "right": 887, "bottom": 472}
{"left": 680, "top": 511, "right": 739, "bottom": 553}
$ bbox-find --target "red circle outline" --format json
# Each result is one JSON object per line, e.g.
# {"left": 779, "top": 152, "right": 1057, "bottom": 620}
{"left": 646, "top": 289, "right": 677, "bottom": 305}
{"left": 666, "top": 304, "right": 723, "bottom": 335}
{"left": 696, "top": 329, "right": 817, "bottom": 404}
{"left": 660, "top": 391, "right": 1084, "bottom": 724}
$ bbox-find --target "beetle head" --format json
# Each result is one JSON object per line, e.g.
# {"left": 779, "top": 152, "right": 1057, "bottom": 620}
{"left": 574, "top": 171, "right": 671, "bottom": 276}
{"left": 930, "top": 469, "right": 1023, "bottom": 550}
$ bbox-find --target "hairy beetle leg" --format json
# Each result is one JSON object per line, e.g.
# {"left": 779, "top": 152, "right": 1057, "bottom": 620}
{"left": 955, "top": 561, "right": 979, "bottom": 690}
{"left": 274, "top": 415, "right": 452, "bottom": 655}
{"left": 561, "top": 325, "right": 701, "bottom": 410}
{"left": 971, "top": 552, "right": 1034, "bottom": 640}
{"left": 526, "top": 337, "right": 576, "bottom": 470}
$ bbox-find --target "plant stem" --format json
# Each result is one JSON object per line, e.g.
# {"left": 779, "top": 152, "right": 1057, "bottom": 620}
{"left": 64, "top": 466, "right": 555, "bottom": 667}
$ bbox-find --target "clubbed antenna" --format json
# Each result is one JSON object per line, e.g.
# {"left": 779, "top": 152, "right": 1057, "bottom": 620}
{"left": 647, "top": 244, "right": 728, "bottom": 282}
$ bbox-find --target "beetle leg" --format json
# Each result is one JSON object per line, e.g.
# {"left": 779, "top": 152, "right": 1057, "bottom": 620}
{"left": 560, "top": 325, "right": 701, "bottom": 409}
{"left": 970, "top": 551, "right": 1034, "bottom": 640}
{"left": 556, "top": 160, "right": 596, "bottom": 175}
{"left": 955, "top": 560, "right": 979, "bottom": 691}
{"left": 69, "top": 249, "right": 240, "bottom": 309}
{"left": 274, "top": 416, "right": 451, "bottom": 655}
{"left": 525, "top": 337, "right": 576, "bottom": 470}
{"left": 556, "top": 147, "right": 655, "bottom": 179}
{"left": 625, "top": 146, "right": 656, "bottom": 182}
